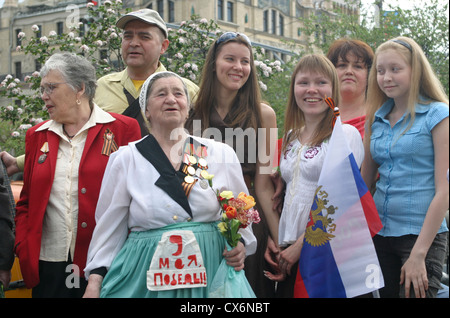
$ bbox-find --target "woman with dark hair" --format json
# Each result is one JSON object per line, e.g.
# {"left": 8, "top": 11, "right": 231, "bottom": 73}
{"left": 186, "top": 32, "right": 278, "bottom": 297}
{"left": 327, "top": 39, "right": 374, "bottom": 138}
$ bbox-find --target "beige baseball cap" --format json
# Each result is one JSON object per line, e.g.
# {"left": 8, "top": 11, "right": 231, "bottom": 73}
{"left": 116, "top": 9, "right": 168, "bottom": 38}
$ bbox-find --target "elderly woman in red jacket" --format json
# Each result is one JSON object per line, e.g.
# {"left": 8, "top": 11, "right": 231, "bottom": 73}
{"left": 14, "top": 53, "right": 141, "bottom": 298}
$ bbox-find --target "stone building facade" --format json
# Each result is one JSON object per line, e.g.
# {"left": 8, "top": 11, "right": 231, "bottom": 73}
{"left": 0, "top": 0, "right": 358, "bottom": 80}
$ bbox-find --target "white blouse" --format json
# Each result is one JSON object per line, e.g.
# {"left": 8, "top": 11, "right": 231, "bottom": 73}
{"left": 84, "top": 135, "right": 257, "bottom": 276}
{"left": 278, "top": 124, "right": 364, "bottom": 247}
{"left": 38, "top": 105, "right": 114, "bottom": 262}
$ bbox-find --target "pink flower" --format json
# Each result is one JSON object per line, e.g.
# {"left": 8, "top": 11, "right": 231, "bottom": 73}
{"left": 304, "top": 146, "right": 320, "bottom": 159}
{"left": 247, "top": 209, "right": 261, "bottom": 224}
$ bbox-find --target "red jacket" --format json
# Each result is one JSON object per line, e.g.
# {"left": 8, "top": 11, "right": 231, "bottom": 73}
{"left": 14, "top": 112, "right": 141, "bottom": 288}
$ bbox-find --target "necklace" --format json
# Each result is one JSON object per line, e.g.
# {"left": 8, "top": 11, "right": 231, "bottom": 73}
{"left": 62, "top": 125, "right": 75, "bottom": 139}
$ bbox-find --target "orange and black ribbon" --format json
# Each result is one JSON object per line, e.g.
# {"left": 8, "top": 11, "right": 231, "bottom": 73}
{"left": 182, "top": 178, "right": 198, "bottom": 198}
{"left": 325, "top": 96, "right": 339, "bottom": 128}
{"left": 101, "top": 129, "right": 118, "bottom": 156}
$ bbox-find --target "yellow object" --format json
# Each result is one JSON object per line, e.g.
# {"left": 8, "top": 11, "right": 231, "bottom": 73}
{"left": 5, "top": 257, "right": 31, "bottom": 298}
{"left": 5, "top": 181, "right": 31, "bottom": 298}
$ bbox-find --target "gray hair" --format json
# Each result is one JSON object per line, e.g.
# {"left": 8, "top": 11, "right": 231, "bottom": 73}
{"left": 40, "top": 52, "right": 97, "bottom": 106}
{"left": 139, "top": 71, "right": 190, "bottom": 114}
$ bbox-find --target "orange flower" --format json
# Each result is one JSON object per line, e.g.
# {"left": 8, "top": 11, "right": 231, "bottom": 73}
{"left": 225, "top": 205, "right": 237, "bottom": 219}
{"left": 237, "top": 192, "right": 256, "bottom": 210}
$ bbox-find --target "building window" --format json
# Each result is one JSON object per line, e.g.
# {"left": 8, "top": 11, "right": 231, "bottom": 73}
{"left": 271, "top": 10, "right": 276, "bottom": 34}
{"left": 57, "top": 22, "right": 64, "bottom": 36}
{"left": 100, "top": 49, "right": 107, "bottom": 61}
{"left": 227, "top": 2, "right": 234, "bottom": 22}
{"left": 15, "top": 62, "right": 22, "bottom": 80}
{"left": 263, "top": 10, "right": 268, "bottom": 32}
{"left": 263, "top": 9, "right": 284, "bottom": 36}
{"left": 279, "top": 14, "right": 284, "bottom": 37}
{"left": 157, "top": 0, "right": 164, "bottom": 19}
{"left": 168, "top": 1, "right": 175, "bottom": 23}
{"left": 79, "top": 21, "right": 86, "bottom": 37}
{"left": 36, "top": 25, "right": 42, "bottom": 38}
{"left": 35, "top": 59, "right": 41, "bottom": 72}
{"left": 218, "top": 0, "right": 224, "bottom": 20}
{"left": 16, "top": 29, "right": 22, "bottom": 47}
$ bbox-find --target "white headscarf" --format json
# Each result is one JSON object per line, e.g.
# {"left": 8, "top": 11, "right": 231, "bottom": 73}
{"left": 139, "top": 71, "right": 190, "bottom": 115}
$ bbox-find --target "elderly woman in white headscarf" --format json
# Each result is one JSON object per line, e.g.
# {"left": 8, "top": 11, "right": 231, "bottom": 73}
{"left": 83, "top": 71, "right": 257, "bottom": 298}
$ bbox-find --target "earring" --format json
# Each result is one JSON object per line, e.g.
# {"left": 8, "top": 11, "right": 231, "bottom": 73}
{"left": 76, "top": 99, "right": 81, "bottom": 105}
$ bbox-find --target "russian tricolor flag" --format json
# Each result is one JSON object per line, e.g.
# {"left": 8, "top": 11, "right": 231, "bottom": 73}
{"left": 294, "top": 118, "right": 383, "bottom": 298}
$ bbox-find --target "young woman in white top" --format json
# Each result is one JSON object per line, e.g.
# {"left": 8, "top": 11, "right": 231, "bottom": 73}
{"left": 264, "top": 54, "right": 364, "bottom": 297}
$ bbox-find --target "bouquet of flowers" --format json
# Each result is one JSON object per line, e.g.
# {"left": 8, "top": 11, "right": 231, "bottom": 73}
{"left": 204, "top": 173, "right": 260, "bottom": 298}
{"left": 216, "top": 190, "right": 261, "bottom": 247}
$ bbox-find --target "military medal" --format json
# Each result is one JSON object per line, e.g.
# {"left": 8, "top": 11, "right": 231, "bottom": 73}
{"left": 199, "top": 179, "right": 209, "bottom": 189}
{"left": 187, "top": 166, "right": 196, "bottom": 176}
{"left": 184, "top": 175, "right": 195, "bottom": 184}
{"left": 198, "top": 158, "right": 208, "bottom": 169}
{"left": 180, "top": 138, "right": 209, "bottom": 199}
{"left": 200, "top": 170, "right": 209, "bottom": 179}
{"left": 38, "top": 154, "right": 47, "bottom": 164}
{"left": 188, "top": 155, "right": 197, "bottom": 165}
{"left": 38, "top": 142, "right": 49, "bottom": 164}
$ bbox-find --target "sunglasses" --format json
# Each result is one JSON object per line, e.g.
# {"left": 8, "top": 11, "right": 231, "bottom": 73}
{"left": 215, "top": 32, "right": 252, "bottom": 47}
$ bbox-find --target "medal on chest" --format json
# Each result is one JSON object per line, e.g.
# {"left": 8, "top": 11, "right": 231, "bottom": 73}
{"left": 38, "top": 142, "right": 49, "bottom": 164}
{"left": 180, "top": 138, "right": 210, "bottom": 196}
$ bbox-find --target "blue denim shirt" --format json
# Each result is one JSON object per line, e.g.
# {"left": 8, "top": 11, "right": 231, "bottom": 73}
{"left": 370, "top": 99, "right": 449, "bottom": 236}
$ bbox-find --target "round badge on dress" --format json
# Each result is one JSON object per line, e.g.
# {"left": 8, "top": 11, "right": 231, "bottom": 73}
{"left": 184, "top": 175, "right": 195, "bottom": 184}
{"left": 38, "top": 154, "right": 47, "bottom": 164}
{"left": 188, "top": 156, "right": 197, "bottom": 165}
{"left": 200, "top": 170, "right": 209, "bottom": 179}
{"left": 200, "top": 179, "right": 209, "bottom": 189}
{"left": 187, "top": 166, "right": 196, "bottom": 176}
{"left": 198, "top": 158, "right": 207, "bottom": 168}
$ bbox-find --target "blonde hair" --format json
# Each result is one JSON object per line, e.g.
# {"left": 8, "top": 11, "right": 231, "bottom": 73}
{"left": 366, "top": 36, "right": 449, "bottom": 137}
{"left": 282, "top": 54, "right": 340, "bottom": 151}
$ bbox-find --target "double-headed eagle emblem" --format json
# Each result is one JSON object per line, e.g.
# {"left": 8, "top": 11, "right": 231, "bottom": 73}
{"left": 305, "top": 186, "right": 337, "bottom": 247}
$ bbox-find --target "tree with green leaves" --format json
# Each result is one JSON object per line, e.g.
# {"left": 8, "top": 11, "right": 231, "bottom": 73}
{"left": 298, "top": 0, "right": 448, "bottom": 94}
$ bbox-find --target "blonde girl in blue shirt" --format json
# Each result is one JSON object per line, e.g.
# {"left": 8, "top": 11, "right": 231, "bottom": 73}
{"left": 362, "top": 36, "right": 449, "bottom": 298}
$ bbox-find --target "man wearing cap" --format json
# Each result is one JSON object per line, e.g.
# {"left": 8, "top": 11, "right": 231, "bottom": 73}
{"left": 95, "top": 8, "right": 199, "bottom": 136}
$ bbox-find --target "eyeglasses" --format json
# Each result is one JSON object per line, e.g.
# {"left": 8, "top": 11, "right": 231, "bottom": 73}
{"left": 215, "top": 32, "right": 252, "bottom": 47}
{"left": 40, "top": 82, "right": 67, "bottom": 96}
